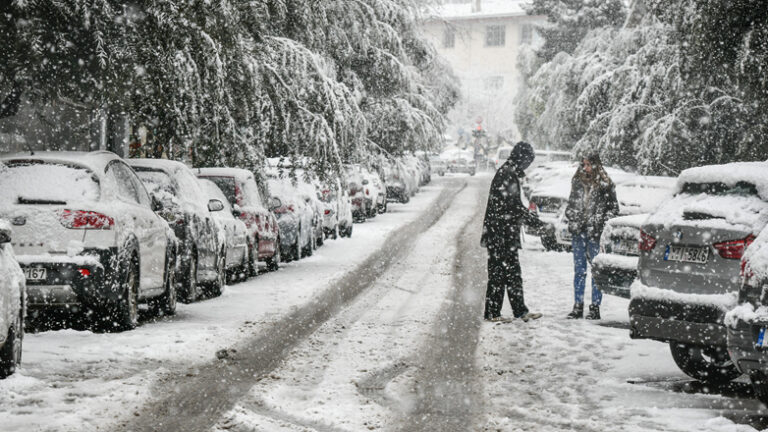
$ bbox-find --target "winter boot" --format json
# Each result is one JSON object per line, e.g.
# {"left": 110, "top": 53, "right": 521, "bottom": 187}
{"left": 586, "top": 305, "right": 601, "bottom": 320}
{"left": 520, "top": 312, "right": 543, "bottom": 322}
{"left": 566, "top": 303, "right": 584, "bottom": 319}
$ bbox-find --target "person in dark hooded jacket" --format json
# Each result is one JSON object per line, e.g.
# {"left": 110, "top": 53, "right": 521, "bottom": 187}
{"left": 564, "top": 153, "right": 619, "bottom": 320}
{"left": 481, "top": 141, "right": 545, "bottom": 322}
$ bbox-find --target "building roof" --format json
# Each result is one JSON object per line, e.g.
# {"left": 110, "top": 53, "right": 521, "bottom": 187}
{"left": 426, "top": 0, "right": 533, "bottom": 21}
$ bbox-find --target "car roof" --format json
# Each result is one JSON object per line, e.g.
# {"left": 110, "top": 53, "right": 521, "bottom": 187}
{"left": 197, "top": 167, "right": 254, "bottom": 181}
{"left": 125, "top": 158, "right": 190, "bottom": 173}
{"left": 677, "top": 161, "right": 768, "bottom": 200}
{"left": 1, "top": 150, "right": 121, "bottom": 174}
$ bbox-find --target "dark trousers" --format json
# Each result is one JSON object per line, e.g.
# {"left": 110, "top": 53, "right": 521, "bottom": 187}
{"left": 485, "top": 248, "right": 529, "bottom": 319}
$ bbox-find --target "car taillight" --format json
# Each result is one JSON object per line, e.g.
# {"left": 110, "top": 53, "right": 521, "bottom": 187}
{"left": 638, "top": 230, "right": 656, "bottom": 251}
{"left": 324, "top": 209, "right": 332, "bottom": 215}
{"left": 528, "top": 202, "right": 537, "bottom": 212}
{"left": 366, "top": 189, "right": 370, "bottom": 196}
{"left": 59, "top": 210, "right": 114, "bottom": 229}
{"left": 714, "top": 234, "right": 755, "bottom": 260}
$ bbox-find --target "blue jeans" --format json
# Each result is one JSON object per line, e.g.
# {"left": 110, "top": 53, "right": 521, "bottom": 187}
{"left": 572, "top": 232, "right": 601, "bottom": 306}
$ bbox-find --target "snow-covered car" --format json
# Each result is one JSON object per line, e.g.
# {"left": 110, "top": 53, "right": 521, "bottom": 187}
{"left": 629, "top": 162, "right": 768, "bottom": 384}
{"left": 0, "top": 152, "right": 177, "bottom": 330}
{"left": 346, "top": 165, "right": 369, "bottom": 221}
{"left": 321, "top": 176, "right": 354, "bottom": 238}
{"left": 591, "top": 177, "right": 677, "bottom": 298}
{"left": 267, "top": 170, "right": 315, "bottom": 261}
{"left": 493, "top": 146, "right": 514, "bottom": 171}
{"left": 293, "top": 169, "right": 326, "bottom": 249}
{"left": 727, "top": 222, "right": 768, "bottom": 406}
{"left": 128, "top": 159, "right": 225, "bottom": 301}
{"left": 358, "top": 166, "right": 384, "bottom": 218}
{"left": 198, "top": 179, "right": 249, "bottom": 282}
{"left": 196, "top": 168, "right": 281, "bottom": 273}
{"left": 429, "top": 156, "right": 446, "bottom": 177}
{"left": 0, "top": 220, "right": 25, "bottom": 378}
{"left": 385, "top": 160, "right": 413, "bottom": 204}
{"left": 448, "top": 158, "right": 476, "bottom": 176}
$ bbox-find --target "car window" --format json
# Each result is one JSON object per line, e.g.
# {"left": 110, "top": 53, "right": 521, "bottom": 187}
{"left": 134, "top": 168, "right": 177, "bottom": 196}
{"left": 0, "top": 160, "right": 100, "bottom": 204}
{"left": 201, "top": 176, "right": 237, "bottom": 206}
{"left": 106, "top": 162, "right": 141, "bottom": 204}
{"left": 681, "top": 181, "right": 758, "bottom": 197}
{"left": 119, "top": 162, "right": 152, "bottom": 207}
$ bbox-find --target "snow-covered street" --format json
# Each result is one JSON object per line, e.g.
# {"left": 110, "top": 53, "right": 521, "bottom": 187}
{"left": 1, "top": 175, "right": 766, "bottom": 431}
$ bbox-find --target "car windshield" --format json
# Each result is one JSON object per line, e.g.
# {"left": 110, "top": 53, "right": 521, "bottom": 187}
{"left": 134, "top": 168, "right": 176, "bottom": 196}
{"left": 680, "top": 181, "right": 758, "bottom": 197}
{"left": 0, "top": 161, "right": 100, "bottom": 204}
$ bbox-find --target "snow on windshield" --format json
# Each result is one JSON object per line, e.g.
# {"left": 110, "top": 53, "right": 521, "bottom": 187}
{"left": 0, "top": 162, "right": 100, "bottom": 204}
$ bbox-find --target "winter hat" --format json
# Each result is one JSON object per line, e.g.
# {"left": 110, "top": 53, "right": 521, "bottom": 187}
{"left": 508, "top": 141, "right": 536, "bottom": 171}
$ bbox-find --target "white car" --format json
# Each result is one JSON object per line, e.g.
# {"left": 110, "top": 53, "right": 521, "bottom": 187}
{"left": 319, "top": 176, "right": 354, "bottom": 238}
{"left": 0, "top": 220, "right": 25, "bottom": 378}
{"left": 267, "top": 169, "right": 315, "bottom": 261}
{"left": 0, "top": 151, "right": 177, "bottom": 330}
{"left": 199, "top": 179, "right": 249, "bottom": 282}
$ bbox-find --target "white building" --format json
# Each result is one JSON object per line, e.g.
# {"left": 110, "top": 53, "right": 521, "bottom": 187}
{"left": 421, "top": 0, "right": 545, "bottom": 142}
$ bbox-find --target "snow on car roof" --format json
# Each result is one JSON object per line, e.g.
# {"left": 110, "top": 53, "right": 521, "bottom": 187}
{"left": 196, "top": 167, "right": 255, "bottom": 181}
{"left": 1, "top": 150, "right": 121, "bottom": 174}
{"left": 746, "top": 225, "right": 768, "bottom": 280}
{"left": 677, "top": 161, "right": 768, "bottom": 201}
{"left": 125, "top": 158, "right": 190, "bottom": 173}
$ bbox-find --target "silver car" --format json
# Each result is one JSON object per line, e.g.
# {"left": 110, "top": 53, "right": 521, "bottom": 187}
{"left": 630, "top": 162, "right": 768, "bottom": 384}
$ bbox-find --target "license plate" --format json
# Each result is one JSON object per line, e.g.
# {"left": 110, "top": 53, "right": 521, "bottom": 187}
{"left": 664, "top": 245, "right": 709, "bottom": 264}
{"left": 613, "top": 238, "right": 638, "bottom": 255}
{"left": 757, "top": 328, "right": 768, "bottom": 349}
{"left": 23, "top": 267, "right": 47, "bottom": 281}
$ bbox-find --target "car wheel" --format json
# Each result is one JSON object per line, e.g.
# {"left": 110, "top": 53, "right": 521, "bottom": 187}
{"left": 303, "top": 231, "right": 315, "bottom": 258}
{"left": 111, "top": 256, "right": 139, "bottom": 331}
{"left": 0, "top": 308, "right": 23, "bottom": 378}
{"left": 400, "top": 195, "right": 410, "bottom": 204}
{"left": 669, "top": 343, "right": 741, "bottom": 384}
{"left": 345, "top": 224, "right": 353, "bottom": 238}
{"left": 180, "top": 252, "right": 199, "bottom": 304}
{"left": 317, "top": 230, "right": 324, "bottom": 247}
{"left": 151, "top": 252, "right": 177, "bottom": 317}
{"left": 266, "top": 239, "right": 280, "bottom": 272}
{"left": 749, "top": 372, "right": 768, "bottom": 407}
{"left": 206, "top": 249, "right": 226, "bottom": 298}
{"left": 331, "top": 225, "right": 339, "bottom": 240}
{"left": 247, "top": 240, "right": 258, "bottom": 277}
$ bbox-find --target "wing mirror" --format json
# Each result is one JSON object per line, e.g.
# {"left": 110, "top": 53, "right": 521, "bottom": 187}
{"left": 362, "top": 179, "right": 369, "bottom": 185}
{"left": 269, "top": 197, "right": 282, "bottom": 211}
{"left": 232, "top": 204, "right": 242, "bottom": 218}
{"left": 0, "top": 226, "right": 11, "bottom": 244}
{"left": 208, "top": 199, "right": 225, "bottom": 212}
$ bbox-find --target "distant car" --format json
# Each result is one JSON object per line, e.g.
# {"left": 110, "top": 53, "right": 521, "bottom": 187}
{"left": 346, "top": 165, "right": 369, "bottom": 221}
{"left": 198, "top": 179, "right": 250, "bottom": 282}
{"left": 1, "top": 151, "right": 177, "bottom": 330}
{"left": 429, "top": 156, "right": 446, "bottom": 176}
{"left": 493, "top": 146, "right": 514, "bottom": 170}
{"left": 0, "top": 220, "right": 25, "bottom": 378}
{"left": 267, "top": 170, "right": 315, "bottom": 261}
{"left": 196, "top": 168, "right": 281, "bottom": 273}
{"left": 728, "top": 222, "right": 768, "bottom": 406}
{"left": 590, "top": 177, "right": 677, "bottom": 298}
{"left": 385, "top": 160, "right": 413, "bottom": 204}
{"left": 128, "top": 159, "right": 225, "bottom": 301}
{"left": 359, "top": 166, "right": 384, "bottom": 218}
{"left": 447, "top": 158, "right": 476, "bottom": 176}
{"left": 630, "top": 162, "right": 768, "bottom": 384}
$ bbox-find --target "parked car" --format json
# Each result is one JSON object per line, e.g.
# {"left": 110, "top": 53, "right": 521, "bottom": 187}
{"left": 196, "top": 168, "right": 281, "bottom": 273}
{"left": 0, "top": 220, "right": 25, "bottom": 378}
{"left": 128, "top": 159, "right": 224, "bottom": 301}
{"left": 727, "top": 222, "right": 768, "bottom": 406}
{"left": 493, "top": 146, "right": 514, "bottom": 170}
{"left": 359, "top": 166, "right": 384, "bottom": 218}
{"left": 429, "top": 155, "right": 446, "bottom": 177}
{"left": 346, "top": 165, "right": 369, "bottom": 221}
{"left": 318, "top": 175, "right": 353, "bottom": 239}
{"left": 385, "top": 160, "right": 413, "bottom": 204}
{"left": 629, "top": 162, "right": 768, "bottom": 384}
{"left": 293, "top": 169, "right": 326, "bottom": 248}
{"left": 198, "top": 179, "right": 249, "bottom": 282}
{"left": 1, "top": 151, "right": 177, "bottom": 330}
{"left": 591, "top": 177, "right": 677, "bottom": 298}
{"left": 267, "top": 169, "right": 315, "bottom": 261}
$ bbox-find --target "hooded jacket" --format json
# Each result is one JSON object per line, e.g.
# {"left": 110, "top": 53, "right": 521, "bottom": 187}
{"left": 565, "top": 166, "right": 619, "bottom": 240}
{"left": 481, "top": 142, "right": 543, "bottom": 252}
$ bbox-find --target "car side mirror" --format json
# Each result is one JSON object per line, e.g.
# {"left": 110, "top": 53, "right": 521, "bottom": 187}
{"left": 151, "top": 194, "right": 163, "bottom": 212}
{"left": 231, "top": 203, "right": 242, "bottom": 218}
{"left": 0, "top": 226, "right": 11, "bottom": 244}
{"left": 208, "top": 199, "right": 225, "bottom": 212}
{"left": 269, "top": 197, "right": 282, "bottom": 211}
{"left": 362, "top": 179, "right": 369, "bottom": 185}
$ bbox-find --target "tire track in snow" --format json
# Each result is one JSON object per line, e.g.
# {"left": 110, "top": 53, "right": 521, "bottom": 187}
{"left": 120, "top": 179, "right": 467, "bottom": 432}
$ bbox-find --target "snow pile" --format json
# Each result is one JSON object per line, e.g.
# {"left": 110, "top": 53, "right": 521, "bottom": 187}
{"left": 630, "top": 280, "right": 738, "bottom": 311}
{"left": 645, "top": 193, "right": 768, "bottom": 233}
{"left": 0, "top": 221, "right": 24, "bottom": 343}
{"left": 0, "top": 162, "right": 100, "bottom": 205}
{"left": 593, "top": 253, "right": 637, "bottom": 270}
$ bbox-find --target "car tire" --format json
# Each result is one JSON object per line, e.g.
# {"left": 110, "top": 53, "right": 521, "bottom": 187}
{"left": 151, "top": 252, "right": 177, "bottom": 317}
{"left": 400, "top": 195, "right": 410, "bottom": 204}
{"left": 345, "top": 224, "right": 353, "bottom": 238}
{"left": 0, "top": 307, "right": 23, "bottom": 378}
{"left": 266, "top": 239, "right": 280, "bottom": 272}
{"left": 180, "top": 252, "right": 199, "bottom": 304}
{"left": 669, "top": 343, "right": 741, "bottom": 384}
{"left": 206, "top": 249, "right": 226, "bottom": 298}
{"left": 111, "top": 255, "right": 140, "bottom": 331}
{"left": 749, "top": 372, "right": 768, "bottom": 407}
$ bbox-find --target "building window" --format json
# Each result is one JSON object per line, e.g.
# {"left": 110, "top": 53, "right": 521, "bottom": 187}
{"left": 484, "top": 76, "right": 504, "bottom": 92}
{"left": 443, "top": 28, "right": 455, "bottom": 49}
{"left": 485, "top": 25, "right": 505, "bottom": 47}
{"left": 521, "top": 24, "right": 533, "bottom": 45}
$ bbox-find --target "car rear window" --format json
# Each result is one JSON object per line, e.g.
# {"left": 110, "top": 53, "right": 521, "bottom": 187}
{"left": 0, "top": 160, "right": 100, "bottom": 204}
{"left": 681, "top": 181, "right": 758, "bottom": 197}
{"left": 201, "top": 176, "right": 236, "bottom": 206}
